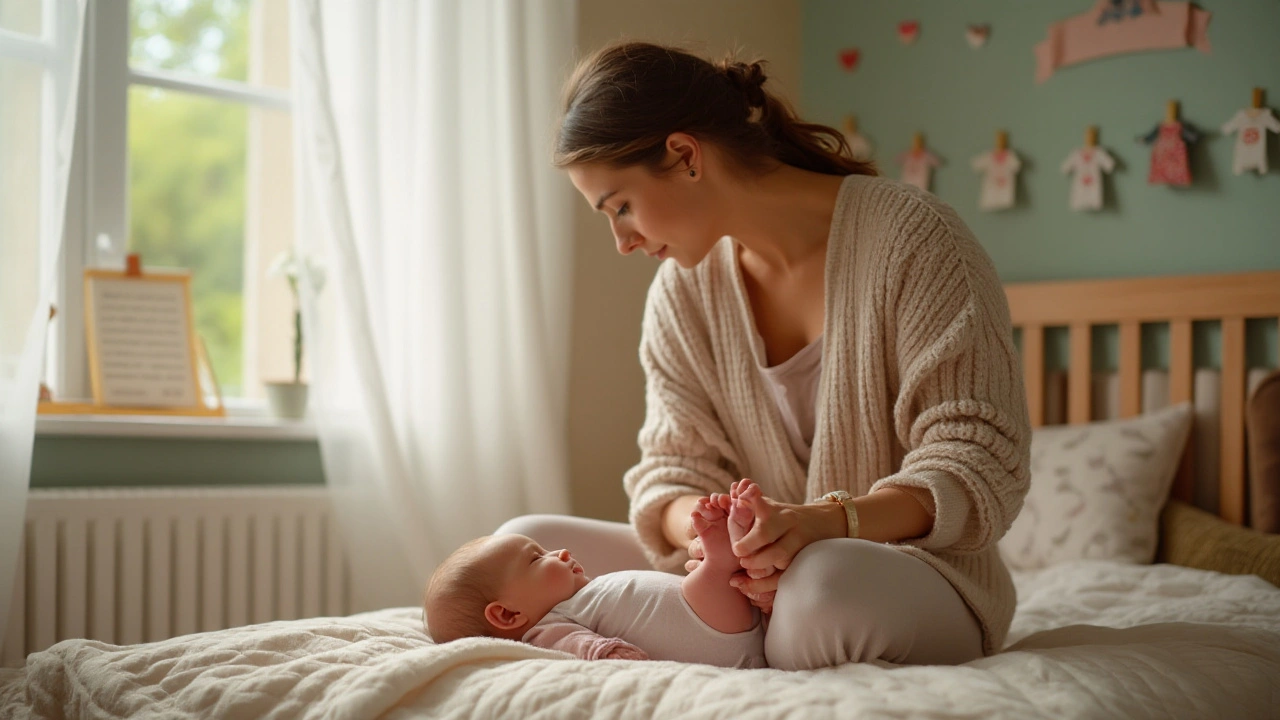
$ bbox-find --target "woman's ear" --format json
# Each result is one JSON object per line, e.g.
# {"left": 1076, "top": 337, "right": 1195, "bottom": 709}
{"left": 665, "top": 132, "right": 701, "bottom": 176}
{"left": 484, "top": 601, "right": 526, "bottom": 631}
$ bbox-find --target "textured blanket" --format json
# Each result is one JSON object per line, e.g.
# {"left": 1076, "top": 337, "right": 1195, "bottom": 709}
{"left": 3, "top": 560, "right": 1279, "bottom": 719}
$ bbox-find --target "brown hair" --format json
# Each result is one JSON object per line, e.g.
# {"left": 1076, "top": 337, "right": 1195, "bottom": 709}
{"left": 554, "top": 41, "right": 875, "bottom": 177}
{"left": 422, "top": 537, "right": 504, "bottom": 643}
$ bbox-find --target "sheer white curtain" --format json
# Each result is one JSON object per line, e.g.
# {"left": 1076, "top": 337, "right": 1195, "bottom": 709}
{"left": 291, "top": 0, "right": 578, "bottom": 610}
{"left": 0, "top": 0, "right": 86, "bottom": 648}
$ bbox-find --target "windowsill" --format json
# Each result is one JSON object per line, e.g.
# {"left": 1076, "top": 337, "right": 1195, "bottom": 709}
{"left": 36, "top": 410, "right": 318, "bottom": 441}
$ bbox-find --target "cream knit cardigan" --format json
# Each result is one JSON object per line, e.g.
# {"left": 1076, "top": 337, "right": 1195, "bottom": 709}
{"left": 623, "top": 174, "right": 1031, "bottom": 655}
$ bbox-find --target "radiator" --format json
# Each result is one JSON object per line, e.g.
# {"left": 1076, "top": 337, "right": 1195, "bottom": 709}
{"left": 2, "top": 487, "right": 351, "bottom": 667}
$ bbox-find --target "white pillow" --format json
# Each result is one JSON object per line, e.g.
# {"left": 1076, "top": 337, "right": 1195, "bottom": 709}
{"left": 1000, "top": 402, "right": 1193, "bottom": 571}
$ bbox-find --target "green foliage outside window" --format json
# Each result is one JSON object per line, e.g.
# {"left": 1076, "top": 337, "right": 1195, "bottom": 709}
{"left": 128, "top": 0, "right": 252, "bottom": 395}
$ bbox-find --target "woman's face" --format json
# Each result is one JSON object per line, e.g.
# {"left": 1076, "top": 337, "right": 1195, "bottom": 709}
{"left": 567, "top": 143, "right": 721, "bottom": 269}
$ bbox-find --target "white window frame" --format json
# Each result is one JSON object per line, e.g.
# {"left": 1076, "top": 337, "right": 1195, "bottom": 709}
{"left": 60, "top": 0, "right": 291, "bottom": 412}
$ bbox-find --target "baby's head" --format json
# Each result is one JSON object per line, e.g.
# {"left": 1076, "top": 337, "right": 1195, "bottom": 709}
{"left": 423, "top": 534, "right": 590, "bottom": 643}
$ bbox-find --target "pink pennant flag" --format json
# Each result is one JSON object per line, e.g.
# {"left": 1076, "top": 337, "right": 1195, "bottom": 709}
{"left": 1035, "top": 0, "right": 1211, "bottom": 83}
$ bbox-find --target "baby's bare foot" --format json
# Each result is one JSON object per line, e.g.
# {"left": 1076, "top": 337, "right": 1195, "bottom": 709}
{"left": 690, "top": 496, "right": 736, "bottom": 570}
{"left": 728, "top": 480, "right": 759, "bottom": 548}
{"left": 729, "top": 480, "right": 769, "bottom": 558}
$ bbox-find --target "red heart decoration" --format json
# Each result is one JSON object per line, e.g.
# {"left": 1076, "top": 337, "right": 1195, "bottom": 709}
{"left": 838, "top": 48, "right": 860, "bottom": 71}
{"left": 898, "top": 20, "right": 920, "bottom": 44}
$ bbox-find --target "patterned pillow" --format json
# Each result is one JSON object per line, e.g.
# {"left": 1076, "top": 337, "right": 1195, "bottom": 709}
{"left": 1000, "top": 402, "right": 1193, "bottom": 571}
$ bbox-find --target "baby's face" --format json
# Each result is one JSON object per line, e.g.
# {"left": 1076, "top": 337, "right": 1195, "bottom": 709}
{"left": 483, "top": 535, "right": 591, "bottom": 624}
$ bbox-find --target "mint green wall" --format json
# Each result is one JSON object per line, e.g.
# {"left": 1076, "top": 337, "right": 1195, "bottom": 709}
{"left": 801, "top": 0, "right": 1280, "bottom": 282}
{"left": 802, "top": 0, "right": 1279, "bottom": 370}
{"left": 30, "top": 437, "right": 324, "bottom": 488}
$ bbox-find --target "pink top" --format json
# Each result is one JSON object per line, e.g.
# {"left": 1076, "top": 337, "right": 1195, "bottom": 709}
{"left": 753, "top": 333, "right": 824, "bottom": 467}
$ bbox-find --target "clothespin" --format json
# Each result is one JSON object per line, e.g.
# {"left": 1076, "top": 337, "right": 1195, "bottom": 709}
{"left": 1165, "top": 100, "right": 1179, "bottom": 123}
{"left": 1085, "top": 125, "right": 1098, "bottom": 148}
{"left": 125, "top": 253, "right": 143, "bottom": 277}
{"left": 1253, "top": 87, "right": 1265, "bottom": 109}
{"left": 912, "top": 131, "right": 925, "bottom": 152}
{"left": 843, "top": 114, "right": 859, "bottom": 135}
{"left": 995, "top": 130, "right": 1008, "bottom": 152}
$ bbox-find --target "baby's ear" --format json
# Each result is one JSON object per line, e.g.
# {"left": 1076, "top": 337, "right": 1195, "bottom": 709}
{"left": 484, "top": 601, "right": 526, "bottom": 631}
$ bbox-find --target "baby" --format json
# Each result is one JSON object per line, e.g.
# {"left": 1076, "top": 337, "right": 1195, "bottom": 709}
{"left": 423, "top": 482, "right": 767, "bottom": 668}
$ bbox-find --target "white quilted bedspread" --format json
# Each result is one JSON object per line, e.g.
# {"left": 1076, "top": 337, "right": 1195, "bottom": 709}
{"left": 3, "top": 560, "right": 1279, "bottom": 720}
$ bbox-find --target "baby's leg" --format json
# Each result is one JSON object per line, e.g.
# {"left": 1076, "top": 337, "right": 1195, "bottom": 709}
{"left": 683, "top": 496, "right": 757, "bottom": 634}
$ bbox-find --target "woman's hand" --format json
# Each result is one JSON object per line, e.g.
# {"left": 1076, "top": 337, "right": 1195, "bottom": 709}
{"left": 730, "top": 485, "right": 846, "bottom": 578}
{"left": 729, "top": 570, "right": 780, "bottom": 614}
{"left": 661, "top": 495, "right": 702, "bottom": 551}
{"left": 684, "top": 536, "right": 704, "bottom": 574}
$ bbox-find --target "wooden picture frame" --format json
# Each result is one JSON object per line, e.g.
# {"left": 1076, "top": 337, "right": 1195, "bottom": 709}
{"left": 45, "top": 266, "right": 224, "bottom": 417}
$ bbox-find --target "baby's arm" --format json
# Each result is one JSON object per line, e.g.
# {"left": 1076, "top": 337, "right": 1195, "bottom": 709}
{"left": 525, "top": 617, "right": 649, "bottom": 660}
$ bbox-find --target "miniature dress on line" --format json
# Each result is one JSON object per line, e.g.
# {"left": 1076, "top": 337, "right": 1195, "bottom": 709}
{"left": 897, "top": 149, "right": 940, "bottom": 191}
{"left": 1060, "top": 147, "right": 1116, "bottom": 211}
{"left": 1220, "top": 108, "right": 1280, "bottom": 175}
{"left": 1140, "top": 121, "right": 1200, "bottom": 186}
{"left": 971, "top": 149, "right": 1021, "bottom": 211}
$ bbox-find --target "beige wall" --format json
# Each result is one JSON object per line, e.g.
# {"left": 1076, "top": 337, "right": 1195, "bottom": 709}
{"left": 566, "top": 0, "right": 802, "bottom": 522}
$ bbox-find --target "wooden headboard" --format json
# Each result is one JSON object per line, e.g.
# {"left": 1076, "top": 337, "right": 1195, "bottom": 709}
{"left": 1005, "top": 270, "right": 1280, "bottom": 527}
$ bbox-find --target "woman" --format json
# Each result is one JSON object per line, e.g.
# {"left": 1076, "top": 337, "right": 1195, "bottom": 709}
{"left": 498, "top": 41, "right": 1030, "bottom": 670}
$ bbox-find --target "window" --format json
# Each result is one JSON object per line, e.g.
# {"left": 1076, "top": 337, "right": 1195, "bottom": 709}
{"left": 56, "top": 0, "right": 293, "bottom": 408}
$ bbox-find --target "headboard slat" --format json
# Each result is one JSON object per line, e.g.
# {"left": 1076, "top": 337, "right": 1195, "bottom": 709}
{"left": 1023, "top": 324, "right": 1045, "bottom": 428}
{"left": 1168, "top": 319, "right": 1196, "bottom": 505}
{"left": 1004, "top": 271, "right": 1280, "bottom": 324}
{"left": 1119, "top": 322, "right": 1142, "bottom": 418}
{"left": 1220, "top": 317, "right": 1247, "bottom": 525}
{"left": 1068, "top": 322, "right": 1092, "bottom": 423}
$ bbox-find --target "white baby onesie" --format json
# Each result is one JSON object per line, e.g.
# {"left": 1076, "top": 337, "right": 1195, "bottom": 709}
{"left": 1221, "top": 108, "right": 1280, "bottom": 175}
{"left": 971, "top": 150, "right": 1020, "bottom": 210}
{"left": 1060, "top": 147, "right": 1116, "bottom": 211}
{"left": 843, "top": 131, "right": 873, "bottom": 162}
{"left": 525, "top": 570, "right": 767, "bottom": 668}
{"left": 897, "top": 150, "right": 940, "bottom": 191}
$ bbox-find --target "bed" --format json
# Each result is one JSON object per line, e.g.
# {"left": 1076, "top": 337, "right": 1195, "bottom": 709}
{"left": 3, "top": 270, "right": 1280, "bottom": 720}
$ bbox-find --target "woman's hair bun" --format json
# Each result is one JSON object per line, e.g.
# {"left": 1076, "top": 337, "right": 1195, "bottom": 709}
{"left": 720, "top": 60, "right": 768, "bottom": 109}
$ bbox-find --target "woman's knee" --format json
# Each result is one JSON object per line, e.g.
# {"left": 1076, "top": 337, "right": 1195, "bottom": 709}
{"left": 781, "top": 540, "right": 890, "bottom": 597}
{"left": 765, "top": 540, "right": 903, "bottom": 669}
{"left": 770, "top": 540, "right": 902, "bottom": 640}
{"left": 493, "top": 514, "right": 568, "bottom": 542}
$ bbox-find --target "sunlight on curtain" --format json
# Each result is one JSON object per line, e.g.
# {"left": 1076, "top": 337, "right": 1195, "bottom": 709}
{"left": 292, "top": 0, "right": 577, "bottom": 610}
{"left": 0, "top": 0, "right": 87, "bottom": 650}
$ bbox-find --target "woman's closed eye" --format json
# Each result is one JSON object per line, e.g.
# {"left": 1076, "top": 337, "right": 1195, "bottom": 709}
{"left": 615, "top": 202, "right": 630, "bottom": 218}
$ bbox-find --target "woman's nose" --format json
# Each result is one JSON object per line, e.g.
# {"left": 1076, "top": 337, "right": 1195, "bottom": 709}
{"left": 614, "top": 231, "right": 642, "bottom": 256}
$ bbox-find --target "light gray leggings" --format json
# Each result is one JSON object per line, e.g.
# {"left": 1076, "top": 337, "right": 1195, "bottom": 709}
{"left": 495, "top": 514, "right": 984, "bottom": 670}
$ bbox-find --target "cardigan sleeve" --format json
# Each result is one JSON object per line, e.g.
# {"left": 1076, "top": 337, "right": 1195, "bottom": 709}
{"left": 623, "top": 266, "right": 740, "bottom": 573}
{"left": 868, "top": 199, "right": 1031, "bottom": 554}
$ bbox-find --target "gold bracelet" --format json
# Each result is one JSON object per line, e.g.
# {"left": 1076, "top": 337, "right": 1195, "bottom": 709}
{"left": 821, "top": 490, "right": 860, "bottom": 539}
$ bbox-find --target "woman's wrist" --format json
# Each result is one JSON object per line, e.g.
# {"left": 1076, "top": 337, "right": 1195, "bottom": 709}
{"left": 804, "top": 500, "right": 849, "bottom": 542}
{"left": 660, "top": 494, "right": 702, "bottom": 550}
